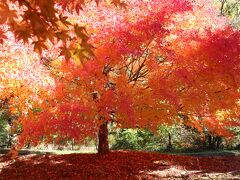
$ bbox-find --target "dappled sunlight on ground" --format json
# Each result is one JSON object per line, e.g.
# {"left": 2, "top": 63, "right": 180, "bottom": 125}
{"left": 0, "top": 151, "right": 239, "bottom": 179}
{"left": 140, "top": 166, "right": 201, "bottom": 178}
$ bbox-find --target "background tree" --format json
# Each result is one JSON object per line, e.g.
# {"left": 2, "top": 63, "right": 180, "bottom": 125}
{"left": 217, "top": 0, "right": 240, "bottom": 28}
{"left": 0, "top": 33, "right": 54, "bottom": 149}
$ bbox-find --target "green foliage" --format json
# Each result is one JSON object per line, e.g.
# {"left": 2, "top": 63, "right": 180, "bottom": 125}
{"left": 0, "top": 106, "right": 20, "bottom": 148}
{"left": 216, "top": 0, "right": 240, "bottom": 28}
{"left": 0, "top": 115, "right": 9, "bottom": 148}
{"left": 111, "top": 128, "right": 160, "bottom": 151}
{"left": 110, "top": 124, "right": 240, "bottom": 153}
{"left": 225, "top": 127, "right": 240, "bottom": 149}
{"left": 111, "top": 125, "right": 209, "bottom": 152}
{"left": 157, "top": 125, "right": 203, "bottom": 151}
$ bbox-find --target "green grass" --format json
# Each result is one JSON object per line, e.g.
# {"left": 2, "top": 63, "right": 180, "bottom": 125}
{"left": 166, "top": 150, "right": 240, "bottom": 157}
{"left": 1, "top": 148, "right": 239, "bottom": 156}
{"left": 0, "top": 148, "right": 97, "bottom": 155}
{"left": 41, "top": 149, "right": 97, "bottom": 154}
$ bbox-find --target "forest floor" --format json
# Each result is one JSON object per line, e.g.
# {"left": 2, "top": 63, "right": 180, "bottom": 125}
{"left": 0, "top": 150, "right": 240, "bottom": 179}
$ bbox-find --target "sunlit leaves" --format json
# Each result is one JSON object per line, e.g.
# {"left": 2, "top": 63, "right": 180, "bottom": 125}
{"left": 0, "top": 36, "right": 55, "bottom": 117}
{"left": 2, "top": 0, "right": 238, "bottom": 147}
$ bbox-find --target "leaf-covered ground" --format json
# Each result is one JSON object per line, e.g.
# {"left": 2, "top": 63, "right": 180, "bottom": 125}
{"left": 0, "top": 151, "right": 240, "bottom": 179}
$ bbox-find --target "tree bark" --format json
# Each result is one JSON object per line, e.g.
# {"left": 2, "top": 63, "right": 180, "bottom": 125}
{"left": 216, "top": 136, "right": 222, "bottom": 149}
{"left": 208, "top": 135, "right": 213, "bottom": 149}
{"left": 220, "top": 0, "right": 226, "bottom": 16}
{"left": 98, "top": 122, "right": 109, "bottom": 154}
{"left": 7, "top": 134, "right": 13, "bottom": 148}
{"left": 166, "top": 132, "right": 172, "bottom": 151}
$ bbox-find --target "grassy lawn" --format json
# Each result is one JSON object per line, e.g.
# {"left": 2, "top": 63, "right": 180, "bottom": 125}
{"left": 1, "top": 148, "right": 239, "bottom": 156}
{"left": 0, "top": 148, "right": 97, "bottom": 155}
{"left": 169, "top": 150, "right": 240, "bottom": 157}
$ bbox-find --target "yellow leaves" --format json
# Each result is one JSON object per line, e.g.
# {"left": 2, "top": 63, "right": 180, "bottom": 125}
{"left": 50, "top": 59, "right": 63, "bottom": 69}
{"left": 71, "top": 45, "right": 86, "bottom": 65}
{"left": 215, "top": 110, "right": 231, "bottom": 121}
{"left": 55, "top": 25, "right": 94, "bottom": 63}
{"left": 60, "top": 43, "right": 88, "bottom": 65}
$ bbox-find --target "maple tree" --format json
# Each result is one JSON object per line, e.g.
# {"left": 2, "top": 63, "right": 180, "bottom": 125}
{"left": 0, "top": 0, "right": 239, "bottom": 154}
{"left": 17, "top": 0, "right": 193, "bottom": 153}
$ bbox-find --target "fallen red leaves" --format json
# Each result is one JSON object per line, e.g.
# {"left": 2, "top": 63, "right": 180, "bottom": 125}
{"left": 0, "top": 151, "right": 239, "bottom": 179}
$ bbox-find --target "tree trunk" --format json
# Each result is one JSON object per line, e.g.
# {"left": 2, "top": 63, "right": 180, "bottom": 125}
{"left": 7, "top": 134, "right": 13, "bottom": 148}
{"left": 166, "top": 132, "right": 172, "bottom": 151}
{"left": 71, "top": 139, "right": 75, "bottom": 150}
{"left": 216, "top": 136, "right": 222, "bottom": 149}
{"left": 208, "top": 135, "right": 213, "bottom": 149}
{"left": 98, "top": 122, "right": 109, "bottom": 154}
{"left": 26, "top": 142, "right": 31, "bottom": 149}
{"left": 220, "top": 0, "right": 226, "bottom": 16}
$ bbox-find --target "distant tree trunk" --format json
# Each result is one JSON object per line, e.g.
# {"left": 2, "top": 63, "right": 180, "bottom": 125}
{"left": 166, "top": 132, "right": 172, "bottom": 151}
{"left": 216, "top": 136, "right": 223, "bottom": 149}
{"left": 26, "top": 142, "right": 31, "bottom": 149}
{"left": 71, "top": 139, "right": 75, "bottom": 150}
{"left": 220, "top": 0, "right": 226, "bottom": 16}
{"left": 7, "top": 134, "right": 13, "bottom": 148}
{"left": 98, "top": 122, "right": 109, "bottom": 154}
{"left": 206, "top": 135, "right": 222, "bottom": 150}
{"left": 208, "top": 135, "right": 214, "bottom": 149}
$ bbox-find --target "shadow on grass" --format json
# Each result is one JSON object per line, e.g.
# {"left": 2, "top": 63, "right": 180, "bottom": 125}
{"left": 0, "top": 149, "right": 53, "bottom": 156}
{"left": 0, "top": 151, "right": 240, "bottom": 179}
{"left": 168, "top": 150, "right": 240, "bottom": 157}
